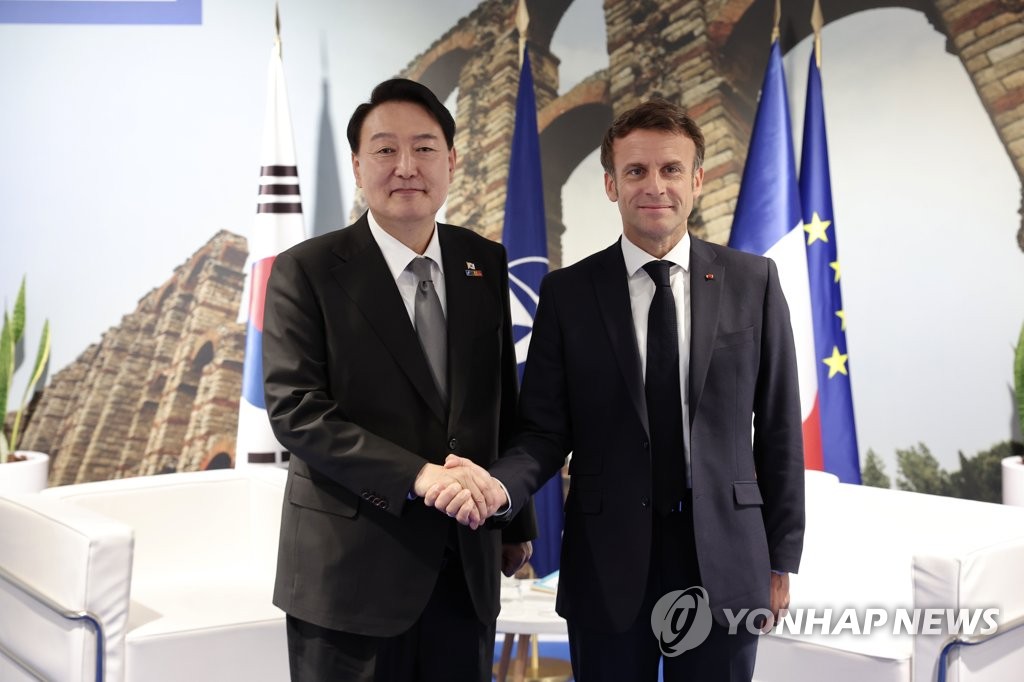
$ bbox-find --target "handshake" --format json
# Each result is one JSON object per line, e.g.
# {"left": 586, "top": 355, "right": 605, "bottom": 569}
{"left": 413, "top": 454, "right": 509, "bottom": 530}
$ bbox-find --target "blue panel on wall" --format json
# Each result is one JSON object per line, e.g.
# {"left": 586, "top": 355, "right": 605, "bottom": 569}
{"left": 0, "top": 0, "right": 201, "bottom": 25}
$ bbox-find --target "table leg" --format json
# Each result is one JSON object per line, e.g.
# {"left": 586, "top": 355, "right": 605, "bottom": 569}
{"left": 495, "top": 633, "right": 514, "bottom": 682}
{"left": 511, "top": 633, "right": 531, "bottom": 682}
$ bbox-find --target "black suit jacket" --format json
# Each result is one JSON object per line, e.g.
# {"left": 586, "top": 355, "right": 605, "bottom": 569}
{"left": 490, "top": 236, "right": 805, "bottom": 631}
{"left": 263, "top": 214, "right": 536, "bottom": 637}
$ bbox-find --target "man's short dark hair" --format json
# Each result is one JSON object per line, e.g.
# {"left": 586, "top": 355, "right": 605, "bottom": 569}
{"left": 599, "top": 99, "right": 705, "bottom": 174}
{"left": 346, "top": 79, "right": 456, "bottom": 153}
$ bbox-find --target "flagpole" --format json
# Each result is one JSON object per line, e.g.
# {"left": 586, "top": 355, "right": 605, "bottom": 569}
{"left": 811, "top": 0, "right": 823, "bottom": 67}
{"left": 274, "top": 2, "right": 281, "bottom": 58}
{"left": 771, "top": 0, "right": 781, "bottom": 44}
{"left": 516, "top": 0, "right": 529, "bottom": 66}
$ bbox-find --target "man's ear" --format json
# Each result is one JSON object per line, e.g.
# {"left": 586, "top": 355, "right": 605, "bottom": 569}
{"left": 604, "top": 172, "right": 618, "bottom": 202}
{"left": 352, "top": 152, "right": 362, "bottom": 188}
{"left": 692, "top": 166, "right": 704, "bottom": 197}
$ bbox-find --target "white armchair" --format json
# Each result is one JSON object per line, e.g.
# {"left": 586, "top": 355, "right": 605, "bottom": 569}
{"left": 755, "top": 471, "right": 1024, "bottom": 682}
{"left": 0, "top": 467, "right": 289, "bottom": 681}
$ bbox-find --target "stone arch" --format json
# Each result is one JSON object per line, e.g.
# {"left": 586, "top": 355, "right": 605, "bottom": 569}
{"left": 404, "top": 0, "right": 575, "bottom": 95}
{"left": 404, "top": 28, "right": 477, "bottom": 102}
{"left": 191, "top": 339, "right": 215, "bottom": 373}
{"left": 200, "top": 437, "right": 236, "bottom": 470}
{"left": 538, "top": 72, "right": 614, "bottom": 269}
{"left": 147, "top": 373, "right": 167, "bottom": 397}
{"left": 184, "top": 254, "right": 209, "bottom": 289}
{"left": 155, "top": 281, "right": 177, "bottom": 311}
{"left": 205, "top": 452, "right": 232, "bottom": 469}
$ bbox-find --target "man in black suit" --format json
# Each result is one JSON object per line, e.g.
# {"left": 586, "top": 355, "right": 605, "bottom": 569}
{"left": 440, "top": 100, "right": 805, "bottom": 681}
{"left": 262, "top": 79, "right": 535, "bottom": 682}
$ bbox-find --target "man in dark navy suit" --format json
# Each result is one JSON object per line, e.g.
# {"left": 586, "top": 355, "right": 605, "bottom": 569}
{"left": 441, "top": 100, "right": 805, "bottom": 682}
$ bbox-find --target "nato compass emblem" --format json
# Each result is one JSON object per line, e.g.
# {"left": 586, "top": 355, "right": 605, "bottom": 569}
{"left": 507, "top": 255, "right": 549, "bottom": 366}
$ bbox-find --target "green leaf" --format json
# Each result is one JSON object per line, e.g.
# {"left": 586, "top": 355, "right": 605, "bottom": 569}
{"left": 0, "top": 431, "right": 9, "bottom": 465}
{"left": 10, "top": 319, "right": 51, "bottom": 451}
{"left": 0, "top": 311, "right": 12, "bottom": 429}
{"left": 1015, "top": 322, "right": 1024, "bottom": 442}
{"left": 12, "top": 275, "right": 26, "bottom": 349}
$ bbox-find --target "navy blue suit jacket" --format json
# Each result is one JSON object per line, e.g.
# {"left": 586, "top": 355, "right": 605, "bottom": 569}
{"left": 491, "top": 236, "right": 805, "bottom": 630}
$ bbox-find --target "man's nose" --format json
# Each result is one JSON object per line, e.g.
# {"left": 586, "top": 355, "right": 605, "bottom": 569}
{"left": 395, "top": 148, "right": 416, "bottom": 177}
{"left": 645, "top": 173, "right": 665, "bottom": 194}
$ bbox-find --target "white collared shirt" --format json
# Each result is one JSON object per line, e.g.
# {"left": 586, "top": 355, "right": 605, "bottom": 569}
{"left": 620, "top": 232, "right": 692, "bottom": 485}
{"left": 366, "top": 211, "right": 447, "bottom": 324}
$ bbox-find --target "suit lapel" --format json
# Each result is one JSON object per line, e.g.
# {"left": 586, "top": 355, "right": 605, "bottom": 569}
{"left": 329, "top": 216, "right": 447, "bottom": 423}
{"left": 591, "top": 241, "right": 649, "bottom": 435}
{"left": 688, "top": 236, "right": 723, "bottom": 421}
{"left": 439, "top": 225, "right": 489, "bottom": 430}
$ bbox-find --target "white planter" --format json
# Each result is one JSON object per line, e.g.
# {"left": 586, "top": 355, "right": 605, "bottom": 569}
{"left": 1002, "top": 456, "right": 1024, "bottom": 507}
{"left": 0, "top": 451, "right": 50, "bottom": 495}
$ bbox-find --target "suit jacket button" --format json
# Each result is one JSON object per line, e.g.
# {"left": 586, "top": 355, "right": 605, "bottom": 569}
{"left": 381, "top": 500, "right": 390, "bottom": 510}
{"left": 641, "top": 496, "right": 650, "bottom": 509}
{"left": 448, "top": 437, "right": 458, "bottom": 450}
{"left": 361, "top": 491, "right": 370, "bottom": 499}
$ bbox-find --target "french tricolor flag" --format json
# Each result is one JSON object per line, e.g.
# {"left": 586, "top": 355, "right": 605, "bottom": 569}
{"left": 728, "top": 39, "right": 824, "bottom": 470}
{"left": 236, "top": 22, "right": 306, "bottom": 468}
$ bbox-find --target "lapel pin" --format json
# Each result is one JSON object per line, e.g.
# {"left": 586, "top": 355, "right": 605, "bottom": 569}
{"left": 465, "top": 261, "right": 483, "bottom": 277}
{"left": 705, "top": 273, "right": 715, "bottom": 281}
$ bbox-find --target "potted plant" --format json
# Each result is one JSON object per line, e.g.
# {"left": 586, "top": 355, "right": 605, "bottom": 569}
{"left": 1003, "top": 322, "right": 1024, "bottom": 506}
{"left": 0, "top": 276, "right": 52, "bottom": 494}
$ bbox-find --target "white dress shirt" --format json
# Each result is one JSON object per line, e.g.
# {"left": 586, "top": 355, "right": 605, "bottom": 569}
{"left": 368, "top": 213, "right": 513, "bottom": 510}
{"left": 620, "top": 232, "right": 692, "bottom": 486}
{"left": 367, "top": 210, "right": 447, "bottom": 323}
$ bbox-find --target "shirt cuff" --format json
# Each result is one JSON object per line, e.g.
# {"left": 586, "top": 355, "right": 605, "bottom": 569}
{"left": 493, "top": 478, "right": 512, "bottom": 518}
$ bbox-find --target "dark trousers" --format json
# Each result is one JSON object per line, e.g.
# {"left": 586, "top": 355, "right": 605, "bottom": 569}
{"left": 567, "top": 501, "right": 758, "bottom": 682}
{"left": 286, "top": 551, "right": 495, "bottom": 682}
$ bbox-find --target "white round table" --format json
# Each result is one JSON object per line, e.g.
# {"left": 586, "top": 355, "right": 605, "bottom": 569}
{"left": 494, "top": 580, "right": 573, "bottom": 682}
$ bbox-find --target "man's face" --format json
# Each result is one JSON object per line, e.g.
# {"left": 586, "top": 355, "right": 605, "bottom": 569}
{"left": 352, "top": 100, "right": 456, "bottom": 232}
{"left": 604, "top": 128, "right": 704, "bottom": 255}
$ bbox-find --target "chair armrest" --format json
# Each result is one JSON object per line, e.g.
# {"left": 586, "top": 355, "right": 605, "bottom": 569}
{"left": 0, "top": 493, "right": 133, "bottom": 681}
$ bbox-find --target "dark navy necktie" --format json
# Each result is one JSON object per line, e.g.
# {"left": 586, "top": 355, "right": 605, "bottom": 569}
{"left": 643, "top": 260, "right": 686, "bottom": 514}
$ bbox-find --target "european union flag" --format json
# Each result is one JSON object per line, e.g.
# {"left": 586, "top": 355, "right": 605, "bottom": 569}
{"left": 799, "top": 50, "right": 861, "bottom": 483}
{"left": 502, "top": 47, "right": 562, "bottom": 577}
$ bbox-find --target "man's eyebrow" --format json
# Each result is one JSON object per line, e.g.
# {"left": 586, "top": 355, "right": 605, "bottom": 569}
{"left": 367, "top": 132, "right": 440, "bottom": 142}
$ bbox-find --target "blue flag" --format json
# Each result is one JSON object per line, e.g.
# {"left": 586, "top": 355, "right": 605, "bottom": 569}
{"left": 799, "top": 51, "right": 861, "bottom": 483}
{"left": 729, "top": 40, "right": 824, "bottom": 471}
{"left": 502, "top": 48, "right": 562, "bottom": 577}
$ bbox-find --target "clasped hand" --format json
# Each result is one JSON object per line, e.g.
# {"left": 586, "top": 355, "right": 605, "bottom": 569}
{"left": 413, "top": 454, "right": 507, "bottom": 530}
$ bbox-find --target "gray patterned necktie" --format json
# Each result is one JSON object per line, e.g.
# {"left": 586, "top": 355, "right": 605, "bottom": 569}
{"left": 409, "top": 257, "right": 448, "bottom": 404}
